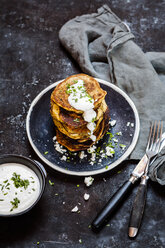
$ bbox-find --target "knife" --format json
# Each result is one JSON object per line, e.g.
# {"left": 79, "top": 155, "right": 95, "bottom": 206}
{"left": 91, "top": 155, "right": 149, "bottom": 231}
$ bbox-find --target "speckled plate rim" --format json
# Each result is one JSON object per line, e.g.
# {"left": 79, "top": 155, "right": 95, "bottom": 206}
{"left": 26, "top": 78, "right": 140, "bottom": 176}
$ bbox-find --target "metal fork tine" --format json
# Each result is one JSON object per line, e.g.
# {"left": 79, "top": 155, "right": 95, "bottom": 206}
{"left": 148, "top": 121, "right": 163, "bottom": 154}
{"left": 150, "top": 121, "right": 157, "bottom": 150}
{"left": 156, "top": 121, "right": 163, "bottom": 153}
{"left": 155, "top": 121, "right": 159, "bottom": 143}
{"left": 153, "top": 121, "right": 159, "bottom": 151}
{"left": 146, "top": 122, "right": 154, "bottom": 151}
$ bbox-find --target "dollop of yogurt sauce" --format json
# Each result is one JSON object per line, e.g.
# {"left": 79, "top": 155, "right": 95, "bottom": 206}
{"left": 0, "top": 163, "right": 40, "bottom": 215}
{"left": 67, "top": 80, "right": 96, "bottom": 141}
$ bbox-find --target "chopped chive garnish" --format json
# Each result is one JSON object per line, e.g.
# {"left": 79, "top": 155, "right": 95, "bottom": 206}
{"left": 73, "top": 118, "right": 80, "bottom": 122}
{"left": 49, "top": 180, "right": 54, "bottom": 186}
{"left": 119, "top": 144, "right": 126, "bottom": 148}
{"left": 10, "top": 197, "right": 20, "bottom": 212}
{"left": 11, "top": 172, "right": 29, "bottom": 189}
{"left": 5, "top": 183, "right": 10, "bottom": 188}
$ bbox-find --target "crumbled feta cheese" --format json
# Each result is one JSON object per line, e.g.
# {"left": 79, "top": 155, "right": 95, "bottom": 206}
{"left": 53, "top": 136, "right": 56, "bottom": 141}
{"left": 71, "top": 206, "right": 78, "bottom": 212}
{"left": 91, "top": 152, "right": 96, "bottom": 162}
{"left": 109, "top": 120, "right": 116, "bottom": 127}
{"left": 101, "top": 153, "right": 106, "bottom": 158}
{"left": 84, "top": 176, "right": 94, "bottom": 187}
{"left": 79, "top": 239, "right": 82, "bottom": 244}
{"left": 131, "top": 123, "right": 134, "bottom": 127}
{"left": 113, "top": 138, "right": 118, "bottom": 143}
{"left": 127, "top": 122, "right": 130, "bottom": 127}
{"left": 87, "top": 145, "right": 97, "bottom": 153}
{"left": 54, "top": 141, "right": 67, "bottom": 154}
{"left": 99, "top": 159, "right": 102, "bottom": 163}
{"left": 105, "top": 146, "right": 115, "bottom": 157}
{"left": 84, "top": 193, "right": 90, "bottom": 201}
{"left": 79, "top": 151, "right": 87, "bottom": 159}
{"left": 61, "top": 155, "right": 67, "bottom": 161}
{"left": 130, "top": 133, "right": 133, "bottom": 137}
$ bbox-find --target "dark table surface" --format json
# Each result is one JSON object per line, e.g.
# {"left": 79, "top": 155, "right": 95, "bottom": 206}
{"left": 0, "top": 0, "right": 165, "bottom": 248}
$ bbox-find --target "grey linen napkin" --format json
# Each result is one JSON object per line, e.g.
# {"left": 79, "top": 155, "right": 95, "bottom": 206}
{"left": 59, "top": 5, "right": 165, "bottom": 184}
{"left": 149, "top": 134, "right": 165, "bottom": 185}
{"left": 149, "top": 152, "right": 165, "bottom": 185}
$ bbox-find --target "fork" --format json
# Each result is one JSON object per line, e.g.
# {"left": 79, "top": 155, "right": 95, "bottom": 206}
{"left": 129, "top": 121, "right": 163, "bottom": 238}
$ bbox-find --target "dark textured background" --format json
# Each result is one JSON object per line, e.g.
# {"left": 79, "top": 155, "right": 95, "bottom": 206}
{"left": 0, "top": 0, "right": 165, "bottom": 247}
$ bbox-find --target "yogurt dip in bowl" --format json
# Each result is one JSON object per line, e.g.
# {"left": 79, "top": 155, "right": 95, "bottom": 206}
{"left": 0, "top": 155, "right": 46, "bottom": 217}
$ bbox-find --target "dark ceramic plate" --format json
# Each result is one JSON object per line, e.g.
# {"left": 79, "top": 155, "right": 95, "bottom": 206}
{"left": 26, "top": 78, "right": 140, "bottom": 176}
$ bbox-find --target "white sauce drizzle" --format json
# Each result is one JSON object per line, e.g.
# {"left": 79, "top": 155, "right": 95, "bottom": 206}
{"left": 67, "top": 80, "right": 96, "bottom": 141}
{"left": 0, "top": 163, "right": 40, "bottom": 215}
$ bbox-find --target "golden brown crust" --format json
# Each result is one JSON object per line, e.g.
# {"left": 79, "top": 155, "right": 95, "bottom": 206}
{"left": 51, "top": 74, "right": 107, "bottom": 114}
{"left": 50, "top": 101, "right": 86, "bottom": 128}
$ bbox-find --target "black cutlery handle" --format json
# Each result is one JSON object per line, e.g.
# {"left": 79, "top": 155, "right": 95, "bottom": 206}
{"left": 92, "top": 179, "right": 135, "bottom": 231}
{"left": 128, "top": 178, "right": 148, "bottom": 238}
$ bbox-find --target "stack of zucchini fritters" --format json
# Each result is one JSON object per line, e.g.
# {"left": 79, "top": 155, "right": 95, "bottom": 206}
{"left": 50, "top": 74, "right": 110, "bottom": 151}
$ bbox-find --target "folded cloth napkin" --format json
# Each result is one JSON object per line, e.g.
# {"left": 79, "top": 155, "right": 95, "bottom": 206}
{"left": 149, "top": 134, "right": 165, "bottom": 185}
{"left": 59, "top": 5, "right": 165, "bottom": 184}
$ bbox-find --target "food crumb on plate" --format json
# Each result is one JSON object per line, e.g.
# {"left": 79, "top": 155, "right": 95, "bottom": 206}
{"left": 79, "top": 151, "right": 87, "bottom": 159}
{"left": 61, "top": 155, "right": 67, "bottom": 161}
